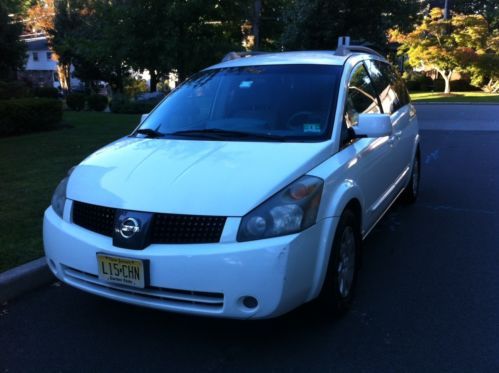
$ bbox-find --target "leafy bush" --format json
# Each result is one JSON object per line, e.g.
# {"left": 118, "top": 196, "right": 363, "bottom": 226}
{"left": 110, "top": 94, "right": 159, "bottom": 114}
{"left": 66, "top": 93, "right": 85, "bottom": 111}
{"left": 87, "top": 94, "right": 108, "bottom": 111}
{"left": 33, "top": 86, "right": 60, "bottom": 99}
{"left": 0, "top": 81, "right": 32, "bottom": 100}
{"left": 0, "top": 98, "right": 63, "bottom": 137}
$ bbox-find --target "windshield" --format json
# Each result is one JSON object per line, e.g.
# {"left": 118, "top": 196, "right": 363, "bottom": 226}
{"left": 138, "top": 64, "right": 342, "bottom": 142}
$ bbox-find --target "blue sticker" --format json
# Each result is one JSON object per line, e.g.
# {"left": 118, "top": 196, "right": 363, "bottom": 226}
{"left": 303, "top": 123, "right": 321, "bottom": 133}
{"left": 239, "top": 80, "right": 254, "bottom": 88}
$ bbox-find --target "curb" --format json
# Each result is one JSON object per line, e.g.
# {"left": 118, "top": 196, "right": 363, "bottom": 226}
{"left": 0, "top": 257, "right": 55, "bottom": 303}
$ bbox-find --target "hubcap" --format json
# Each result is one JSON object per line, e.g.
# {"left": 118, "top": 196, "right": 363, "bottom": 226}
{"left": 337, "top": 226, "right": 356, "bottom": 298}
{"left": 412, "top": 157, "right": 419, "bottom": 196}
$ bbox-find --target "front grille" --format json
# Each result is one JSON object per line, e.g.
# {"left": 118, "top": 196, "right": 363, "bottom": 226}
{"left": 72, "top": 201, "right": 116, "bottom": 236}
{"left": 71, "top": 201, "right": 226, "bottom": 245}
{"left": 151, "top": 213, "right": 226, "bottom": 244}
{"left": 62, "top": 266, "right": 224, "bottom": 311}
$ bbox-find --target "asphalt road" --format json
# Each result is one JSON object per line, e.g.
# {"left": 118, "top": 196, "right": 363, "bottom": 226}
{"left": 1, "top": 105, "right": 499, "bottom": 372}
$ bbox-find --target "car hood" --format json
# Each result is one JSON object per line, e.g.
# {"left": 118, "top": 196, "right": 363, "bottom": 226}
{"left": 67, "top": 137, "right": 332, "bottom": 216}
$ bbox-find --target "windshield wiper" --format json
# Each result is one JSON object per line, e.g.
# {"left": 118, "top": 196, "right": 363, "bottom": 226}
{"left": 135, "top": 128, "right": 164, "bottom": 138}
{"left": 168, "top": 128, "right": 287, "bottom": 142}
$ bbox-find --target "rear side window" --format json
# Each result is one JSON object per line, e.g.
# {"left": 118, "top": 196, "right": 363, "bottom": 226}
{"left": 365, "top": 60, "right": 410, "bottom": 114}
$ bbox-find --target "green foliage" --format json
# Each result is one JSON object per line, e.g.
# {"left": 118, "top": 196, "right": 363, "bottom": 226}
{"left": 87, "top": 94, "right": 108, "bottom": 112}
{"left": 66, "top": 92, "right": 85, "bottom": 111}
{"left": 33, "top": 86, "right": 60, "bottom": 99}
{"left": 0, "top": 80, "right": 32, "bottom": 99}
{"left": 391, "top": 8, "right": 491, "bottom": 93}
{"left": 281, "top": 0, "right": 421, "bottom": 51}
{"left": 0, "top": 2, "right": 27, "bottom": 81}
{"left": 124, "top": 77, "right": 148, "bottom": 98}
{"left": 110, "top": 94, "right": 159, "bottom": 114}
{"left": 0, "top": 98, "right": 63, "bottom": 137}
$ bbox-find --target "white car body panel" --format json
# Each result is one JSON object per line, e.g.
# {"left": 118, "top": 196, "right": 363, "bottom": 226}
{"left": 43, "top": 50, "right": 420, "bottom": 319}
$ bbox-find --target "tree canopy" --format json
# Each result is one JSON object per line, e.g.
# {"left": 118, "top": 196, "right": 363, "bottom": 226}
{"left": 390, "top": 7, "right": 493, "bottom": 93}
{"left": 0, "top": 0, "right": 26, "bottom": 81}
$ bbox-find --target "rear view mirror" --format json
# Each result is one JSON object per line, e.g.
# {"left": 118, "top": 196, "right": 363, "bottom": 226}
{"left": 140, "top": 113, "right": 149, "bottom": 124}
{"left": 353, "top": 114, "right": 392, "bottom": 138}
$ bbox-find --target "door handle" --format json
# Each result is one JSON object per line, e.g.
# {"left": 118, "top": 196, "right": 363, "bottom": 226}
{"left": 393, "top": 130, "right": 402, "bottom": 138}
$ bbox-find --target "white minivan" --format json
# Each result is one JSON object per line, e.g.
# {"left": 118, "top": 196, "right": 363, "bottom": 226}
{"left": 44, "top": 42, "right": 420, "bottom": 319}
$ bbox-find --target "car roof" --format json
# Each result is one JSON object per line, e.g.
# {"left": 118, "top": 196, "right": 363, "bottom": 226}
{"left": 205, "top": 51, "right": 368, "bottom": 70}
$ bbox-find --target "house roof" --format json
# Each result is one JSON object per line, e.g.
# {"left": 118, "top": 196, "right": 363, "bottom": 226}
{"left": 24, "top": 37, "right": 49, "bottom": 51}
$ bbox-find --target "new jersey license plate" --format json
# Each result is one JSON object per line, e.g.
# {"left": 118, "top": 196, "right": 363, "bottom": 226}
{"left": 97, "top": 254, "right": 147, "bottom": 288}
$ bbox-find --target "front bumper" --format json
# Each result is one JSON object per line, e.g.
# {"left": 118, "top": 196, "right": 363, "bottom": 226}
{"left": 43, "top": 206, "right": 337, "bottom": 319}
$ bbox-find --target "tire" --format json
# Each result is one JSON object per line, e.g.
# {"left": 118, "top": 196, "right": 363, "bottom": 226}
{"left": 401, "top": 149, "right": 420, "bottom": 204}
{"left": 319, "top": 209, "right": 361, "bottom": 317}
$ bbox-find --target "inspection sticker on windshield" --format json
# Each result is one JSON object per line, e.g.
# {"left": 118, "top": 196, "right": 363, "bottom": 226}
{"left": 239, "top": 80, "right": 254, "bottom": 88}
{"left": 303, "top": 123, "right": 321, "bottom": 133}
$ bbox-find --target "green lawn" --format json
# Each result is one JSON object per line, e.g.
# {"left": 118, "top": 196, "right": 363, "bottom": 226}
{"left": 410, "top": 91, "right": 499, "bottom": 103}
{"left": 0, "top": 111, "right": 140, "bottom": 273}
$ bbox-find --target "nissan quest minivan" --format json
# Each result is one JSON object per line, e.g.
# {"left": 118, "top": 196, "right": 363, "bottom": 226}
{"left": 44, "top": 40, "right": 420, "bottom": 319}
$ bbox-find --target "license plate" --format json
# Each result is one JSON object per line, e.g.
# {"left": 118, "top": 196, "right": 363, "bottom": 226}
{"left": 97, "top": 254, "right": 147, "bottom": 288}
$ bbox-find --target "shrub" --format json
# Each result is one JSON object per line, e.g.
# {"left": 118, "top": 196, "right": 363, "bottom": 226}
{"left": 110, "top": 94, "right": 158, "bottom": 114}
{"left": 66, "top": 93, "right": 85, "bottom": 111}
{"left": 87, "top": 94, "right": 108, "bottom": 111}
{"left": 0, "top": 81, "right": 32, "bottom": 100}
{"left": 0, "top": 98, "right": 63, "bottom": 137}
{"left": 33, "top": 86, "right": 60, "bottom": 99}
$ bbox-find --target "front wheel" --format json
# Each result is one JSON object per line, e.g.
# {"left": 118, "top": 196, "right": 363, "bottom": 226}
{"left": 401, "top": 149, "right": 420, "bottom": 204}
{"left": 319, "top": 209, "right": 361, "bottom": 317}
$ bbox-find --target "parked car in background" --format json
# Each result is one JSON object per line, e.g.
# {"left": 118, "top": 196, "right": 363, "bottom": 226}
{"left": 44, "top": 38, "right": 420, "bottom": 319}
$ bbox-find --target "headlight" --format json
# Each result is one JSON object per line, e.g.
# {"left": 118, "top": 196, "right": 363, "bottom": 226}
{"left": 51, "top": 167, "right": 75, "bottom": 218}
{"left": 237, "top": 175, "right": 323, "bottom": 242}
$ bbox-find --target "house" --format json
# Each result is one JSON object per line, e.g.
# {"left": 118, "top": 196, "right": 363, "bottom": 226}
{"left": 17, "top": 34, "right": 82, "bottom": 90}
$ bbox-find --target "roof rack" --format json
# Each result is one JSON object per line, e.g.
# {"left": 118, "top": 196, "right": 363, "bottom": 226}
{"left": 221, "top": 51, "right": 268, "bottom": 62}
{"left": 335, "top": 36, "right": 384, "bottom": 58}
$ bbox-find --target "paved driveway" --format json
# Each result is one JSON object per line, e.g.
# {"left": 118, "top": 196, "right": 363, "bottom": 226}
{"left": 1, "top": 104, "right": 498, "bottom": 372}
{"left": 415, "top": 103, "right": 499, "bottom": 131}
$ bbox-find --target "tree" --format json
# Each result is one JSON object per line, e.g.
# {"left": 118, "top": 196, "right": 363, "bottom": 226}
{"left": 0, "top": 0, "right": 26, "bottom": 81}
{"left": 468, "top": 30, "right": 499, "bottom": 93}
{"left": 281, "top": 0, "right": 422, "bottom": 52}
{"left": 390, "top": 8, "right": 489, "bottom": 94}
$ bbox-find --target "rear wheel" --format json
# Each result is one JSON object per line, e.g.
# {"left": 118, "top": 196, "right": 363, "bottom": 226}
{"left": 320, "top": 209, "right": 361, "bottom": 317}
{"left": 401, "top": 149, "right": 420, "bottom": 204}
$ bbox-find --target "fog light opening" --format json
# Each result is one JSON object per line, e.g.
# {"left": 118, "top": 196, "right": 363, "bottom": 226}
{"left": 242, "top": 296, "right": 258, "bottom": 309}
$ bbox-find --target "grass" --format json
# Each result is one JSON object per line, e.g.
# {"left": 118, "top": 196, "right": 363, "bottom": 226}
{"left": 0, "top": 111, "right": 140, "bottom": 273}
{"left": 410, "top": 91, "right": 499, "bottom": 103}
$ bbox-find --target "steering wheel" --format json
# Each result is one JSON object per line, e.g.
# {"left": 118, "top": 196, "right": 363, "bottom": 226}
{"left": 285, "top": 111, "right": 316, "bottom": 130}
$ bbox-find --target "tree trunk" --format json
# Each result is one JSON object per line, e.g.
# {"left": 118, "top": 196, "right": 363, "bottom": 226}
{"left": 57, "top": 63, "right": 70, "bottom": 94}
{"left": 437, "top": 69, "right": 453, "bottom": 94}
{"left": 444, "top": 76, "right": 451, "bottom": 94}
{"left": 149, "top": 70, "right": 158, "bottom": 92}
{"left": 253, "top": 0, "right": 262, "bottom": 49}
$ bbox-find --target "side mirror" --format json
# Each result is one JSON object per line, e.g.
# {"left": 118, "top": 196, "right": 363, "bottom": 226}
{"left": 353, "top": 114, "right": 392, "bottom": 138}
{"left": 140, "top": 113, "right": 149, "bottom": 124}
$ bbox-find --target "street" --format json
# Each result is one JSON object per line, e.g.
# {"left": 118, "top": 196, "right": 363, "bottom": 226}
{"left": 1, "top": 104, "right": 498, "bottom": 372}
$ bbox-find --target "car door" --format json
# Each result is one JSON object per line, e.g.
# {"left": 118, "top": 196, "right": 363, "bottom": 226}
{"left": 339, "top": 62, "right": 398, "bottom": 230}
{"left": 365, "top": 60, "right": 414, "bottom": 178}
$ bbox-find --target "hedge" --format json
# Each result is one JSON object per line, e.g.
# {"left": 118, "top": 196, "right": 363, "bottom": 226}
{"left": 0, "top": 98, "right": 63, "bottom": 137}
{"left": 66, "top": 93, "right": 86, "bottom": 111}
{"left": 87, "top": 94, "right": 108, "bottom": 111}
{"left": 33, "top": 86, "right": 60, "bottom": 99}
{"left": 110, "top": 95, "right": 159, "bottom": 114}
{"left": 0, "top": 81, "right": 32, "bottom": 100}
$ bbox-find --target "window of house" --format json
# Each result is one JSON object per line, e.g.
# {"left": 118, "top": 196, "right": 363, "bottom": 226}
{"left": 33, "top": 52, "right": 39, "bottom": 62}
{"left": 46, "top": 52, "right": 52, "bottom": 60}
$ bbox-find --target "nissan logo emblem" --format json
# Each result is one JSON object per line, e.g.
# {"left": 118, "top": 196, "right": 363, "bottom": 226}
{"left": 119, "top": 218, "right": 140, "bottom": 239}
